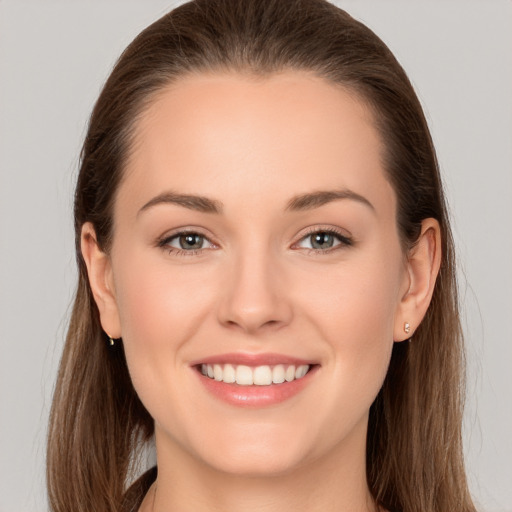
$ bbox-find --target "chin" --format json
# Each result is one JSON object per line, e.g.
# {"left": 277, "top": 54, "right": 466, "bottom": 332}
{"left": 186, "top": 422, "right": 315, "bottom": 477}
{"left": 203, "top": 446, "right": 309, "bottom": 478}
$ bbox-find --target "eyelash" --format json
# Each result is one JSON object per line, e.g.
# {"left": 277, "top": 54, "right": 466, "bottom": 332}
{"left": 295, "top": 227, "right": 353, "bottom": 255}
{"left": 157, "top": 229, "right": 214, "bottom": 257}
{"left": 157, "top": 227, "right": 353, "bottom": 257}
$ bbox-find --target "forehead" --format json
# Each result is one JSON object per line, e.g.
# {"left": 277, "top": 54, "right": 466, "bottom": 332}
{"left": 118, "top": 71, "right": 394, "bottom": 219}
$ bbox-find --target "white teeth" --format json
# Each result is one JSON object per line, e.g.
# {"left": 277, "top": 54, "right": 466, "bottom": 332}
{"left": 285, "top": 365, "right": 296, "bottom": 382}
{"left": 223, "top": 363, "right": 236, "bottom": 383}
{"left": 236, "top": 365, "right": 253, "bottom": 386}
{"left": 295, "top": 365, "right": 309, "bottom": 379}
{"left": 272, "top": 364, "right": 285, "bottom": 384}
{"left": 213, "top": 364, "right": 223, "bottom": 381}
{"left": 201, "top": 363, "right": 311, "bottom": 385}
{"left": 253, "top": 365, "right": 272, "bottom": 385}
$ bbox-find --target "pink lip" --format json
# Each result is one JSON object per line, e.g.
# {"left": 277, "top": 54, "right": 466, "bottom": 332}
{"left": 191, "top": 354, "right": 319, "bottom": 408}
{"left": 190, "top": 352, "right": 316, "bottom": 367}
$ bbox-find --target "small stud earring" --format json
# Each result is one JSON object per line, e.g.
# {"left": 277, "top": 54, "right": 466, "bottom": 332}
{"left": 404, "top": 322, "right": 411, "bottom": 334}
{"left": 105, "top": 332, "right": 116, "bottom": 347}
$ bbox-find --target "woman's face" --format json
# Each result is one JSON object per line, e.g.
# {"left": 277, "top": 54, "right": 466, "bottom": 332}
{"left": 103, "top": 71, "right": 411, "bottom": 475}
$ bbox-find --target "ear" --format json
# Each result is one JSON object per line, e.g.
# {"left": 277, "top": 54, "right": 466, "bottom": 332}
{"left": 81, "top": 222, "right": 122, "bottom": 338}
{"left": 394, "top": 218, "right": 442, "bottom": 342}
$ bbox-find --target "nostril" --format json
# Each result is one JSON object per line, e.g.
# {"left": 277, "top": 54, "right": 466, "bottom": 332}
{"left": 222, "top": 315, "right": 287, "bottom": 333}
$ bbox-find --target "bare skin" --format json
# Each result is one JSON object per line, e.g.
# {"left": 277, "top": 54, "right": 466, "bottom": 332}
{"left": 82, "top": 71, "right": 441, "bottom": 512}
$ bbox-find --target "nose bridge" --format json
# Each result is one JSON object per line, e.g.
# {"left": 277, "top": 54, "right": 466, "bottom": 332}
{"left": 218, "top": 236, "right": 292, "bottom": 333}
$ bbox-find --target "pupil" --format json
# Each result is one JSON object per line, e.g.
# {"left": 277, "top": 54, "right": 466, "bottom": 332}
{"left": 180, "top": 234, "right": 203, "bottom": 249}
{"left": 311, "top": 232, "right": 333, "bottom": 249}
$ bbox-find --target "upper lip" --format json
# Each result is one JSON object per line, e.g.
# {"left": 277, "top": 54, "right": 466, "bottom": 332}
{"left": 190, "top": 352, "right": 317, "bottom": 367}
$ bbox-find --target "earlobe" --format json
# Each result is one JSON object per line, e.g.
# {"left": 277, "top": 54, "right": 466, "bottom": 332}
{"left": 80, "top": 222, "right": 122, "bottom": 338}
{"left": 394, "top": 218, "right": 442, "bottom": 342}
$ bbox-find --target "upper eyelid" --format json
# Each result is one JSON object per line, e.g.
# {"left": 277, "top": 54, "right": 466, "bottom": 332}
{"left": 294, "top": 229, "right": 352, "bottom": 249}
{"left": 295, "top": 225, "right": 353, "bottom": 242}
{"left": 158, "top": 230, "right": 216, "bottom": 256}
{"left": 167, "top": 232, "right": 215, "bottom": 246}
{"left": 299, "top": 225, "right": 350, "bottom": 236}
{"left": 158, "top": 227, "right": 216, "bottom": 245}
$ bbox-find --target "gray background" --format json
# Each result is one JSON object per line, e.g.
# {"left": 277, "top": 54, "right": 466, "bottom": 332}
{"left": 0, "top": 1, "right": 511, "bottom": 511}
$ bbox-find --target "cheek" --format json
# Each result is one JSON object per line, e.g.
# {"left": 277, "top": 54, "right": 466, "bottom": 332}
{"left": 113, "top": 249, "right": 215, "bottom": 339}
{"left": 298, "top": 254, "right": 402, "bottom": 342}
{"left": 110, "top": 250, "right": 218, "bottom": 395}
{"left": 296, "top": 252, "right": 402, "bottom": 406}
{"left": 109, "top": 254, "right": 222, "bottom": 441}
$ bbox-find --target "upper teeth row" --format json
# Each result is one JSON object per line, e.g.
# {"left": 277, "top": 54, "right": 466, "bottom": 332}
{"left": 201, "top": 364, "right": 310, "bottom": 386}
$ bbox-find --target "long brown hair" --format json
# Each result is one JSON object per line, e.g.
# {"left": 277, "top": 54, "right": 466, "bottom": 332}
{"left": 47, "top": 1, "right": 476, "bottom": 511}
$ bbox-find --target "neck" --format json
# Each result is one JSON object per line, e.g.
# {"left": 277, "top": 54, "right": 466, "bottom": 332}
{"left": 144, "top": 424, "right": 378, "bottom": 512}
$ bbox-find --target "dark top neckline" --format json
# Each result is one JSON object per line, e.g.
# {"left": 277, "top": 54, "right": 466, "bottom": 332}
{"left": 121, "top": 466, "right": 158, "bottom": 512}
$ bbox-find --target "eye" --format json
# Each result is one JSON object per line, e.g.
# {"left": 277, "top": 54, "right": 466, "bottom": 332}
{"left": 296, "top": 229, "right": 352, "bottom": 252}
{"left": 159, "top": 231, "right": 215, "bottom": 255}
{"left": 172, "top": 233, "right": 207, "bottom": 250}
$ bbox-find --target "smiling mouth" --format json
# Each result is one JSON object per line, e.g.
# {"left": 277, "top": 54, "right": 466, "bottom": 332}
{"left": 198, "top": 363, "right": 312, "bottom": 386}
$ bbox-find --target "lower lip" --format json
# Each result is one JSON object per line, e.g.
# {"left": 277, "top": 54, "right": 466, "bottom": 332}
{"left": 195, "top": 366, "right": 318, "bottom": 407}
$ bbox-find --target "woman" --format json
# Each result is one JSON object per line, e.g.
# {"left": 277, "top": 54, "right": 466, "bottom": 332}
{"left": 46, "top": 1, "right": 477, "bottom": 511}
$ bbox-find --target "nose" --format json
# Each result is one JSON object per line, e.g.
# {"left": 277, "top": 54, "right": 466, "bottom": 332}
{"left": 217, "top": 247, "right": 293, "bottom": 335}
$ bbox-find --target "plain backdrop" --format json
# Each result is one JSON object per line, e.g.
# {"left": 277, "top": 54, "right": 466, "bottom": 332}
{"left": 0, "top": 1, "right": 511, "bottom": 511}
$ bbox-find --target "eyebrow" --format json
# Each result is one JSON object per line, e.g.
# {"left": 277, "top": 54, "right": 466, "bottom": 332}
{"left": 285, "top": 189, "right": 375, "bottom": 213}
{"left": 137, "top": 188, "right": 374, "bottom": 217}
{"left": 138, "top": 191, "right": 223, "bottom": 216}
